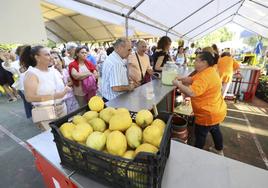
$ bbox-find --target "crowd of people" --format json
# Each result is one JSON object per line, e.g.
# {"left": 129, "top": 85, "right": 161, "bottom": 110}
{"left": 0, "top": 36, "right": 245, "bottom": 154}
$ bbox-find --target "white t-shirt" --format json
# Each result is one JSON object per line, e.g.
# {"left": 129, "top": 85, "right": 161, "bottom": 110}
{"left": 25, "top": 66, "right": 65, "bottom": 106}
{"left": 2, "top": 60, "right": 22, "bottom": 90}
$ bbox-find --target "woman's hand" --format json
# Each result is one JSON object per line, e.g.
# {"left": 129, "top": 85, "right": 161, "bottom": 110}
{"left": 181, "top": 77, "right": 193, "bottom": 85}
{"left": 128, "top": 82, "right": 135, "bottom": 91}
{"left": 93, "top": 70, "right": 98, "bottom": 79}
{"left": 147, "top": 68, "right": 154, "bottom": 75}
{"left": 175, "top": 75, "right": 184, "bottom": 81}
{"left": 63, "top": 86, "right": 72, "bottom": 94}
{"left": 172, "top": 79, "right": 182, "bottom": 87}
{"left": 172, "top": 78, "right": 195, "bottom": 97}
{"left": 55, "top": 86, "right": 72, "bottom": 99}
{"left": 0, "top": 53, "right": 6, "bottom": 62}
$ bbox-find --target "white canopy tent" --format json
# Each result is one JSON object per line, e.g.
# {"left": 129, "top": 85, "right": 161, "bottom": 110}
{"left": 0, "top": 0, "right": 267, "bottom": 44}
{"left": 41, "top": 1, "right": 153, "bottom": 43}
{"left": 43, "top": 0, "right": 268, "bottom": 43}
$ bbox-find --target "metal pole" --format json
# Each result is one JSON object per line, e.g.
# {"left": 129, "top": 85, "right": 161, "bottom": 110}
{"left": 189, "top": 14, "right": 234, "bottom": 40}
{"left": 182, "top": 0, "right": 243, "bottom": 37}
{"left": 125, "top": 0, "right": 145, "bottom": 39}
{"left": 45, "top": 26, "right": 67, "bottom": 42}
{"left": 232, "top": 21, "right": 261, "bottom": 36}
{"left": 125, "top": 17, "right": 129, "bottom": 38}
{"left": 73, "top": 0, "right": 180, "bottom": 38}
{"left": 237, "top": 14, "right": 268, "bottom": 30}
{"left": 166, "top": 0, "right": 215, "bottom": 35}
{"left": 249, "top": 0, "right": 268, "bottom": 9}
{"left": 191, "top": 20, "right": 232, "bottom": 41}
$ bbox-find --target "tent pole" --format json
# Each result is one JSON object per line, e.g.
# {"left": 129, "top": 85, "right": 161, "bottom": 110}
{"left": 248, "top": 0, "right": 268, "bottom": 9}
{"left": 189, "top": 14, "right": 234, "bottom": 40}
{"left": 182, "top": 0, "right": 243, "bottom": 37}
{"left": 45, "top": 26, "right": 67, "bottom": 42}
{"left": 125, "top": 0, "right": 145, "bottom": 39}
{"left": 73, "top": 0, "right": 180, "bottom": 37}
{"left": 125, "top": 17, "right": 129, "bottom": 39}
{"left": 191, "top": 20, "right": 232, "bottom": 41}
{"left": 237, "top": 14, "right": 268, "bottom": 30}
{"left": 166, "top": 0, "right": 214, "bottom": 35}
{"left": 232, "top": 21, "right": 262, "bottom": 37}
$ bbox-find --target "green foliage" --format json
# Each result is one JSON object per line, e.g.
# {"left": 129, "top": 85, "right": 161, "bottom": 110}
{"left": 256, "top": 75, "right": 268, "bottom": 102}
{"left": 0, "top": 44, "right": 18, "bottom": 50}
{"left": 195, "top": 27, "right": 234, "bottom": 47}
{"left": 243, "top": 36, "right": 268, "bottom": 47}
{"left": 46, "top": 40, "right": 56, "bottom": 48}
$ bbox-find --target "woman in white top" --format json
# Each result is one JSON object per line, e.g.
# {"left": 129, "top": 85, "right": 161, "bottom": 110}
{"left": 51, "top": 50, "right": 79, "bottom": 113}
{"left": 21, "top": 45, "right": 71, "bottom": 130}
{"left": 3, "top": 45, "right": 33, "bottom": 118}
{"left": 175, "top": 46, "right": 187, "bottom": 66}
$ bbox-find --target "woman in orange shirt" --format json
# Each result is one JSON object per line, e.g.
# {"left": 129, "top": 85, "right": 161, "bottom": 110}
{"left": 173, "top": 51, "right": 227, "bottom": 155}
{"left": 217, "top": 52, "right": 240, "bottom": 97}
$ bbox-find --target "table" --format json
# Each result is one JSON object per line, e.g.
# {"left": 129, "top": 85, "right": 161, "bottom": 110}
{"left": 106, "top": 79, "right": 175, "bottom": 112}
{"left": 228, "top": 65, "right": 261, "bottom": 101}
{"left": 27, "top": 131, "right": 75, "bottom": 188}
{"left": 106, "top": 66, "right": 194, "bottom": 113}
{"left": 27, "top": 131, "right": 268, "bottom": 188}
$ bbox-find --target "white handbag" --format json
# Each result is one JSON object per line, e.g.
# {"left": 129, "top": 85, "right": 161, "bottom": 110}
{"left": 31, "top": 105, "right": 57, "bottom": 123}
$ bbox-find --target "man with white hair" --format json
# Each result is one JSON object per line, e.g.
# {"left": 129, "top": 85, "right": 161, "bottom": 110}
{"left": 128, "top": 40, "right": 153, "bottom": 87}
{"left": 101, "top": 38, "right": 135, "bottom": 101}
{"left": 63, "top": 42, "right": 77, "bottom": 67}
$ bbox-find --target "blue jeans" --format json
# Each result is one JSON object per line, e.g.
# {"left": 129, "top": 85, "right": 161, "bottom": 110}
{"left": 195, "top": 124, "right": 223, "bottom": 150}
{"left": 18, "top": 90, "right": 32, "bottom": 119}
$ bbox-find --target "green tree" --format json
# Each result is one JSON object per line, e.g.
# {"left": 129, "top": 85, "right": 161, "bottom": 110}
{"left": 0, "top": 44, "right": 18, "bottom": 50}
{"left": 46, "top": 40, "right": 56, "bottom": 48}
{"left": 196, "top": 27, "right": 234, "bottom": 47}
{"left": 243, "top": 36, "right": 268, "bottom": 48}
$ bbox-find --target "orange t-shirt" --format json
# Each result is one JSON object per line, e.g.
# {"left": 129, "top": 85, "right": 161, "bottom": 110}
{"left": 217, "top": 56, "right": 240, "bottom": 83}
{"left": 190, "top": 67, "right": 227, "bottom": 126}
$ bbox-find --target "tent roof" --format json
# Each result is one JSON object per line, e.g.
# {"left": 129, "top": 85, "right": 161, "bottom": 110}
{"left": 43, "top": 0, "right": 268, "bottom": 42}
{"left": 41, "top": 1, "right": 153, "bottom": 43}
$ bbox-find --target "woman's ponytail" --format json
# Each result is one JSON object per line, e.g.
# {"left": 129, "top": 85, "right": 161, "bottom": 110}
{"left": 20, "top": 45, "right": 44, "bottom": 68}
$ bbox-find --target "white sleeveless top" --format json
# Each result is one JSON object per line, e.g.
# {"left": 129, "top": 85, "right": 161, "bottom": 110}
{"left": 26, "top": 66, "right": 65, "bottom": 106}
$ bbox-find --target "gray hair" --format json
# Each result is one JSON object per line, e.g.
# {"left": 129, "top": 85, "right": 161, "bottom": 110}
{"left": 136, "top": 40, "right": 146, "bottom": 47}
{"left": 113, "top": 38, "right": 129, "bottom": 48}
{"left": 66, "top": 42, "right": 78, "bottom": 51}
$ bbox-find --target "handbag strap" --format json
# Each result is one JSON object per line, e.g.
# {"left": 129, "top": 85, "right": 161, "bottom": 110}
{"left": 52, "top": 69, "right": 59, "bottom": 108}
{"left": 135, "top": 52, "right": 144, "bottom": 81}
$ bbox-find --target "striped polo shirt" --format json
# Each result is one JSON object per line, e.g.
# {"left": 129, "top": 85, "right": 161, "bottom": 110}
{"left": 101, "top": 51, "right": 129, "bottom": 100}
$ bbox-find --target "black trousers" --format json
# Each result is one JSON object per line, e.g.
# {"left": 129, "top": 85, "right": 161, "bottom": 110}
{"left": 194, "top": 124, "right": 223, "bottom": 150}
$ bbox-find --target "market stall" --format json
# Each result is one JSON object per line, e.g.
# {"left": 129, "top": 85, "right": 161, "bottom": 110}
{"left": 228, "top": 65, "right": 261, "bottom": 101}
{"left": 26, "top": 68, "right": 268, "bottom": 187}
{"left": 106, "top": 79, "right": 175, "bottom": 113}
{"left": 27, "top": 130, "right": 268, "bottom": 188}
{"left": 106, "top": 66, "right": 194, "bottom": 113}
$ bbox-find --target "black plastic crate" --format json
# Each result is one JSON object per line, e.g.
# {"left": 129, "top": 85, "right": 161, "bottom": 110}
{"left": 50, "top": 105, "right": 172, "bottom": 188}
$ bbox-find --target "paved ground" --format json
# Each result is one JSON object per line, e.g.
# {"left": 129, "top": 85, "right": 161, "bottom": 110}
{"left": 188, "top": 98, "right": 268, "bottom": 170}
{"left": 0, "top": 97, "right": 45, "bottom": 188}
{"left": 0, "top": 95, "right": 267, "bottom": 187}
